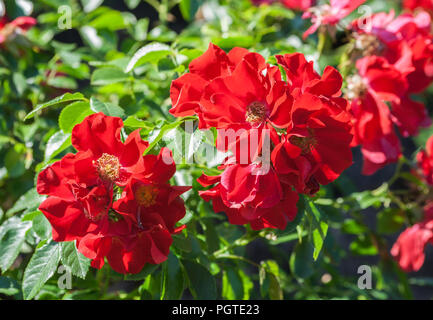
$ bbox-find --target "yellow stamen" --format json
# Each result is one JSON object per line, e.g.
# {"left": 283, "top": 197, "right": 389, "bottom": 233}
{"left": 135, "top": 185, "right": 158, "bottom": 207}
{"left": 95, "top": 153, "right": 120, "bottom": 182}
{"left": 245, "top": 102, "right": 267, "bottom": 125}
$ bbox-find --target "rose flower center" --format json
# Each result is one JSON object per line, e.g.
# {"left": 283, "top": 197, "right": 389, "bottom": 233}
{"left": 354, "top": 33, "right": 384, "bottom": 56}
{"left": 95, "top": 153, "right": 120, "bottom": 182}
{"left": 290, "top": 132, "right": 317, "bottom": 154}
{"left": 246, "top": 102, "right": 267, "bottom": 125}
{"left": 345, "top": 74, "right": 367, "bottom": 100}
{"left": 135, "top": 185, "right": 159, "bottom": 207}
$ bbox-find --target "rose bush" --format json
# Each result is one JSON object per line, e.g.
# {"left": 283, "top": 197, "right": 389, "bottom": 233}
{"left": 0, "top": 0, "right": 433, "bottom": 301}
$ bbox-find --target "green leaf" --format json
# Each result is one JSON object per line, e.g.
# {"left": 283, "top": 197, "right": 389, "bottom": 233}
{"left": 12, "top": 72, "right": 27, "bottom": 95}
{"left": 268, "top": 273, "right": 283, "bottom": 300}
{"left": 0, "top": 276, "right": 21, "bottom": 296}
{"left": 124, "top": 264, "right": 159, "bottom": 281}
{"left": 44, "top": 131, "right": 72, "bottom": 161}
{"left": 308, "top": 202, "right": 328, "bottom": 260}
{"left": 7, "top": 188, "right": 45, "bottom": 216}
{"left": 124, "top": 0, "right": 140, "bottom": 9}
{"left": 47, "top": 76, "right": 78, "bottom": 90}
{"left": 145, "top": 120, "right": 185, "bottom": 154}
{"left": 91, "top": 67, "right": 129, "bottom": 86}
{"left": 125, "top": 43, "right": 171, "bottom": 72}
{"left": 32, "top": 213, "right": 51, "bottom": 240}
{"left": 81, "top": 0, "right": 104, "bottom": 12}
{"left": 350, "top": 236, "right": 378, "bottom": 256}
{"left": 182, "top": 259, "right": 217, "bottom": 300}
{"left": 290, "top": 240, "right": 314, "bottom": 279}
{"left": 172, "top": 233, "right": 192, "bottom": 253}
{"left": 58, "top": 101, "right": 93, "bottom": 133}
{"left": 342, "top": 219, "right": 368, "bottom": 235}
{"left": 89, "top": 9, "right": 128, "bottom": 31}
{"left": 222, "top": 267, "right": 245, "bottom": 300}
{"left": 4, "top": 146, "right": 26, "bottom": 178}
{"left": 212, "top": 36, "right": 255, "bottom": 50}
{"left": 161, "top": 253, "right": 184, "bottom": 300}
{"left": 22, "top": 241, "right": 61, "bottom": 300}
{"left": 203, "top": 221, "right": 220, "bottom": 254}
{"left": 60, "top": 241, "right": 91, "bottom": 279}
{"left": 24, "top": 93, "right": 87, "bottom": 120}
{"left": 0, "top": 217, "right": 31, "bottom": 272}
{"left": 179, "top": 0, "right": 200, "bottom": 21}
{"left": 312, "top": 220, "right": 328, "bottom": 260}
{"left": 259, "top": 261, "right": 283, "bottom": 300}
{"left": 90, "top": 97, "right": 125, "bottom": 118}
{"left": 377, "top": 208, "right": 405, "bottom": 235}
{"left": 134, "top": 18, "right": 149, "bottom": 41}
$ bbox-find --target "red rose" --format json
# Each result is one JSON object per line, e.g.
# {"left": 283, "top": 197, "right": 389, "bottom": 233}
{"left": 403, "top": 0, "right": 433, "bottom": 12}
{"left": 351, "top": 11, "right": 433, "bottom": 93}
{"left": 347, "top": 56, "right": 410, "bottom": 174}
{"left": 417, "top": 135, "right": 433, "bottom": 185}
{"left": 302, "top": 0, "right": 366, "bottom": 39}
{"left": 198, "top": 161, "right": 299, "bottom": 230}
{"left": 272, "top": 92, "right": 353, "bottom": 193}
{"left": 169, "top": 43, "right": 249, "bottom": 121}
{"left": 251, "top": 0, "right": 315, "bottom": 10}
{"left": 37, "top": 113, "right": 190, "bottom": 273}
{"left": 391, "top": 202, "right": 433, "bottom": 272}
{"left": 350, "top": 91, "right": 401, "bottom": 175}
{"left": 0, "top": 15, "right": 36, "bottom": 44}
{"left": 171, "top": 45, "right": 353, "bottom": 230}
{"left": 111, "top": 149, "right": 190, "bottom": 273}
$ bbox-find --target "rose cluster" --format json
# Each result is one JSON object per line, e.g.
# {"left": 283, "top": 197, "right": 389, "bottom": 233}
{"left": 170, "top": 43, "right": 354, "bottom": 230}
{"left": 302, "top": 0, "right": 366, "bottom": 39}
{"left": 37, "top": 113, "right": 190, "bottom": 274}
{"left": 391, "top": 135, "right": 433, "bottom": 272}
{"left": 301, "top": 1, "right": 433, "bottom": 175}
{"left": 347, "top": 9, "right": 433, "bottom": 175}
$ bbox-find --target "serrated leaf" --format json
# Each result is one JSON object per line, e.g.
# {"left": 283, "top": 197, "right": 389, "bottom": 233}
{"left": 0, "top": 217, "right": 31, "bottom": 272}
{"left": 44, "top": 131, "right": 71, "bottom": 161}
{"left": 24, "top": 93, "right": 86, "bottom": 120}
{"left": 145, "top": 120, "right": 185, "bottom": 154}
{"left": 32, "top": 213, "right": 51, "bottom": 240}
{"left": 125, "top": 43, "right": 171, "bottom": 72}
{"left": 60, "top": 241, "right": 91, "bottom": 279}
{"left": 90, "top": 97, "right": 125, "bottom": 118}
{"left": 58, "top": 101, "right": 93, "bottom": 133}
{"left": 6, "top": 188, "right": 45, "bottom": 216}
{"left": 22, "top": 241, "right": 61, "bottom": 300}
